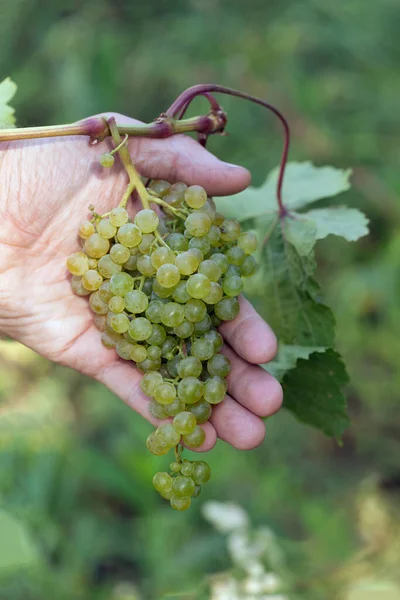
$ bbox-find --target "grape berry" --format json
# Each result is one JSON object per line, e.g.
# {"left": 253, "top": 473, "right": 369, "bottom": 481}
{"left": 68, "top": 179, "right": 257, "bottom": 510}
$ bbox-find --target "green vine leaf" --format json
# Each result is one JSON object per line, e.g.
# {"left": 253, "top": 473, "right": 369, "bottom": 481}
{"left": 264, "top": 344, "right": 326, "bottom": 381}
{"left": 282, "top": 349, "right": 350, "bottom": 438}
{"left": 0, "top": 77, "right": 17, "bottom": 128}
{"left": 0, "top": 510, "right": 40, "bottom": 571}
{"left": 301, "top": 206, "right": 369, "bottom": 242}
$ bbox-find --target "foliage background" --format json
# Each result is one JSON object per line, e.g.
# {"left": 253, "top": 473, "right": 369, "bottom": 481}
{"left": 0, "top": 1, "right": 399, "bottom": 598}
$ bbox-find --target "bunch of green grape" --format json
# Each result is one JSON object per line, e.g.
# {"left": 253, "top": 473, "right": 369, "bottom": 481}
{"left": 67, "top": 179, "right": 257, "bottom": 510}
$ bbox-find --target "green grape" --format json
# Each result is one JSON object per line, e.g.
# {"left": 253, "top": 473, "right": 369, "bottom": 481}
{"left": 101, "top": 332, "right": 119, "bottom": 348}
{"left": 79, "top": 220, "right": 95, "bottom": 239}
{"left": 172, "top": 281, "right": 191, "bottom": 304}
{"left": 93, "top": 314, "right": 107, "bottom": 331}
{"left": 188, "top": 247, "right": 204, "bottom": 263}
{"left": 185, "top": 211, "right": 211, "bottom": 237}
{"left": 207, "top": 353, "right": 231, "bottom": 377}
{"left": 238, "top": 231, "right": 258, "bottom": 254}
{"left": 220, "top": 219, "right": 241, "bottom": 242}
{"left": 183, "top": 426, "right": 206, "bottom": 448}
{"left": 137, "top": 254, "right": 156, "bottom": 277}
{"left": 146, "top": 431, "right": 169, "bottom": 455}
{"left": 184, "top": 185, "right": 207, "bottom": 208}
{"left": 175, "top": 251, "right": 200, "bottom": 275}
{"left": 152, "top": 279, "right": 173, "bottom": 298}
{"left": 140, "top": 372, "right": 163, "bottom": 397}
{"left": 193, "top": 314, "right": 212, "bottom": 334}
{"left": 142, "top": 278, "right": 154, "bottom": 296}
{"left": 192, "top": 461, "right": 211, "bottom": 484}
{"left": 166, "top": 356, "right": 181, "bottom": 378}
{"left": 184, "top": 299, "right": 207, "bottom": 323}
{"left": 170, "top": 496, "right": 191, "bottom": 511}
{"left": 192, "top": 484, "right": 202, "bottom": 498}
{"left": 186, "top": 273, "right": 211, "bottom": 299}
{"left": 108, "top": 295, "right": 125, "bottom": 313}
{"left": 214, "top": 296, "right": 240, "bottom": 321}
{"left": 164, "top": 398, "right": 186, "bottom": 417}
{"left": 156, "top": 422, "right": 181, "bottom": 447}
{"left": 138, "top": 233, "right": 155, "bottom": 254}
{"left": 150, "top": 246, "right": 175, "bottom": 269}
{"left": 188, "top": 399, "right": 212, "bottom": 424}
{"left": 110, "top": 243, "right": 130, "bottom": 265}
{"left": 109, "top": 207, "right": 129, "bottom": 227}
{"left": 173, "top": 319, "right": 194, "bottom": 339}
{"left": 156, "top": 263, "right": 181, "bottom": 288}
{"left": 100, "top": 152, "right": 115, "bottom": 168}
{"left": 149, "top": 401, "right": 168, "bottom": 419}
{"left": 116, "top": 340, "right": 134, "bottom": 360}
{"left": 203, "top": 282, "right": 223, "bottom": 305}
{"left": 198, "top": 260, "right": 222, "bottom": 282}
{"left": 110, "top": 272, "right": 134, "bottom": 296}
{"left": 154, "top": 382, "right": 177, "bottom": 405}
{"left": 222, "top": 275, "right": 244, "bottom": 297}
{"left": 177, "top": 377, "right": 204, "bottom": 404}
{"left": 97, "top": 254, "right": 122, "bottom": 278}
{"left": 147, "top": 345, "right": 162, "bottom": 360}
{"left": 191, "top": 338, "right": 215, "bottom": 361}
{"left": 125, "top": 290, "right": 149, "bottom": 313}
{"left": 82, "top": 269, "right": 103, "bottom": 291}
{"left": 148, "top": 180, "right": 171, "bottom": 197}
{"left": 172, "top": 476, "right": 195, "bottom": 498}
{"left": 108, "top": 312, "right": 130, "bottom": 334}
{"left": 226, "top": 246, "right": 246, "bottom": 266}
{"left": 147, "top": 324, "right": 167, "bottom": 346}
{"left": 134, "top": 209, "right": 159, "bottom": 233}
{"left": 170, "top": 461, "right": 181, "bottom": 473}
{"left": 99, "top": 280, "right": 113, "bottom": 303}
{"left": 67, "top": 252, "right": 89, "bottom": 276}
{"left": 165, "top": 232, "right": 189, "bottom": 251}
{"left": 210, "top": 253, "right": 229, "bottom": 274}
{"left": 97, "top": 218, "right": 117, "bottom": 240}
{"left": 180, "top": 460, "right": 194, "bottom": 477}
{"left": 207, "top": 225, "right": 221, "bottom": 246}
{"left": 87, "top": 257, "right": 98, "bottom": 269}
{"left": 153, "top": 472, "right": 172, "bottom": 494}
{"left": 117, "top": 223, "right": 142, "bottom": 248}
{"left": 161, "top": 302, "right": 185, "bottom": 327}
{"left": 203, "top": 330, "right": 223, "bottom": 352}
{"left": 204, "top": 376, "right": 227, "bottom": 404}
{"left": 240, "top": 255, "right": 257, "bottom": 277}
{"left": 178, "top": 356, "right": 202, "bottom": 379}
{"left": 130, "top": 344, "right": 148, "bottom": 363}
{"left": 128, "top": 317, "right": 152, "bottom": 341}
{"left": 189, "top": 235, "right": 211, "bottom": 255}
{"left": 170, "top": 182, "right": 188, "bottom": 198}
{"left": 89, "top": 291, "right": 109, "bottom": 314}
{"left": 226, "top": 264, "right": 241, "bottom": 277}
{"left": 198, "top": 198, "right": 216, "bottom": 222}
{"left": 84, "top": 233, "right": 110, "bottom": 258}
{"left": 137, "top": 357, "right": 162, "bottom": 373}
{"left": 161, "top": 336, "right": 178, "bottom": 359}
{"left": 173, "top": 412, "right": 197, "bottom": 435}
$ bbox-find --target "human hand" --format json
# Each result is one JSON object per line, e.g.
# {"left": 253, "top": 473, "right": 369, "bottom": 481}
{"left": 0, "top": 113, "right": 282, "bottom": 451}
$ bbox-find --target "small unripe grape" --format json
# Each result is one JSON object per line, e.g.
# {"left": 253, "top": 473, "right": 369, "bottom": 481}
{"left": 226, "top": 246, "right": 246, "bottom": 266}
{"left": 154, "top": 382, "right": 177, "bottom": 405}
{"left": 170, "top": 461, "right": 181, "bottom": 473}
{"left": 137, "top": 255, "right": 156, "bottom": 277}
{"left": 99, "top": 280, "right": 113, "bottom": 303}
{"left": 204, "top": 376, "right": 227, "bottom": 404}
{"left": 134, "top": 209, "right": 159, "bottom": 233}
{"left": 220, "top": 219, "right": 241, "bottom": 242}
{"left": 84, "top": 233, "right": 110, "bottom": 258}
{"left": 109, "top": 207, "right": 129, "bottom": 227}
{"left": 89, "top": 291, "right": 109, "bottom": 314}
{"left": 203, "top": 282, "right": 223, "bottom": 305}
{"left": 170, "top": 496, "right": 191, "bottom": 511}
{"left": 97, "top": 255, "right": 122, "bottom": 278}
{"left": 173, "top": 319, "right": 194, "bottom": 339}
{"left": 188, "top": 400, "right": 212, "bottom": 424}
{"left": 110, "top": 243, "right": 130, "bottom": 265}
{"left": 185, "top": 211, "right": 211, "bottom": 237}
{"left": 161, "top": 302, "right": 185, "bottom": 327}
{"left": 97, "top": 218, "right": 117, "bottom": 240}
{"left": 193, "top": 314, "right": 212, "bottom": 334}
{"left": 82, "top": 269, "right": 103, "bottom": 291}
{"left": 184, "top": 299, "right": 207, "bottom": 322}
{"left": 198, "top": 198, "right": 216, "bottom": 222}
{"left": 214, "top": 296, "right": 240, "bottom": 321}
{"left": 207, "top": 353, "right": 231, "bottom": 377}
{"left": 207, "top": 225, "right": 221, "bottom": 246}
{"left": 186, "top": 273, "right": 211, "bottom": 299}
{"left": 164, "top": 398, "right": 186, "bottom": 417}
{"left": 240, "top": 255, "right": 257, "bottom": 277}
{"left": 166, "top": 356, "right": 181, "bottom": 378}
{"left": 148, "top": 180, "right": 171, "bottom": 197}
{"left": 175, "top": 251, "right": 200, "bottom": 275}
{"left": 189, "top": 236, "right": 211, "bottom": 255}
{"left": 149, "top": 401, "right": 168, "bottom": 419}
{"left": 192, "top": 461, "right": 211, "bottom": 484}
{"left": 180, "top": 460, "right": 194, "bottom": 477}
{"left": 172, "top": 476, "right": 195, "bottom": 498}
{"left": 178, "top": 356, "right": 202, "bottom": 379}
{"left": 184, "top": 185, "right": 207, "bottom": 208}
{"left": 153, "top": 472, "right": 172, "bottom": 494}
{"left": 137, "top": 357, "right": 162, "bottom": 373}
{"left": 198, "top": 260, "right": 222, "bottom": 282}
{"left": 125, "top": 290, "right": 149, "bottom": 314}
{"left": 203, "top": 330, "right": 223, "bottom": 352}
{"left": 117, "top": 223, "right": 142, "bottom": 248}
{"left": 156, "top": 422, "right": 181, "bottom": 447}
{"left": 238, "top": 231, "right": 258, "bottom": 254}
{"left": 146, "top": 431, "right": 169, "bottom": 456}
{"left": 108, "top": 295, "right": 125, "bottom": 313}
{"left": 140, "top": 372, "right": 163, "bottom": 397}
{"left": 108, "top": 312, "right": 130, "bottom": 334}
{"left": 172, "top": 281, "right": 191, "bottom": 304}
{"left": 165, "top": 232, "right": 189, "bottom": 251}
{"left": 156, "top": 264, "right": 181, "bottom": 288}
{"left": 222, "top": 275, "right": 244, "bottom": 297}
{"left": 177, "top": 377, "right": 204, "bottom": 404}
{"left": 138, "top": 233, "right": 155, "bottom": 254}
{"left": 183, "top": 426, "right": 206, "bottom": 449}
{"left": 109, "top": 272, "right": 134, "bottom": 296}
{"left": 87, "top": 257, "right": 98, "bottom": 269}
{"left": 152, "top": 279, "right": 173, "bottom": 298}
{"left": 116, "top": 340, "right": 134, "bottom": 360}
{"left": 210, "top": 253, "right": 229, "bottom": 274}
{"left": 192, "top": 484, "right": 202, "bottom": 498}
{"left": 79, "top": 220, "right": 95, "bottom": 239}
{"left": 173, "top": 411, "right": 197, "bottom": 435}
{"left": 147, "top": 345, "right": 162, "bottom": 360}
{"left": 131, "top": 344, "right": 148, "bottom": 363}
{"left": 150, "top": 246, "right": 175, "bottom": 269}
{"left": 147, "top": 324, "right": 167, "bottom": 346}
{"left": 128, "top": 317, "right": 152, "bottom": 341}
{"left": 146, "top": 300, "right": 164, "bottom": 323}
{"left": 100, "top": 152, "right": 115, "bottom": 168}
{"left": 101, "top": 332, "right": 119, "bottom": 348}
{"left": 191, "top": 338, "right": 214, "bottom": 361}
{"left": 67, "top": 252, "right": 89, "bottom": 276}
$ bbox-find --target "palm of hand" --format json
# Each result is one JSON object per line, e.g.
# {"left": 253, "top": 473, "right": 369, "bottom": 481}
{"left": 0, "top": 117, "right": 282, "bottom": 451}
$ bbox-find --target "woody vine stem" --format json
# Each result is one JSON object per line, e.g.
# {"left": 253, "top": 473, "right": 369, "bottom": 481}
{"left": 0, "top": 84, "right": 290, "bottom": 215}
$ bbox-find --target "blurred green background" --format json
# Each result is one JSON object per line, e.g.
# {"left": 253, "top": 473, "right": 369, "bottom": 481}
{"left": 1, "top": 1, "right": 400, "bottom": 598}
